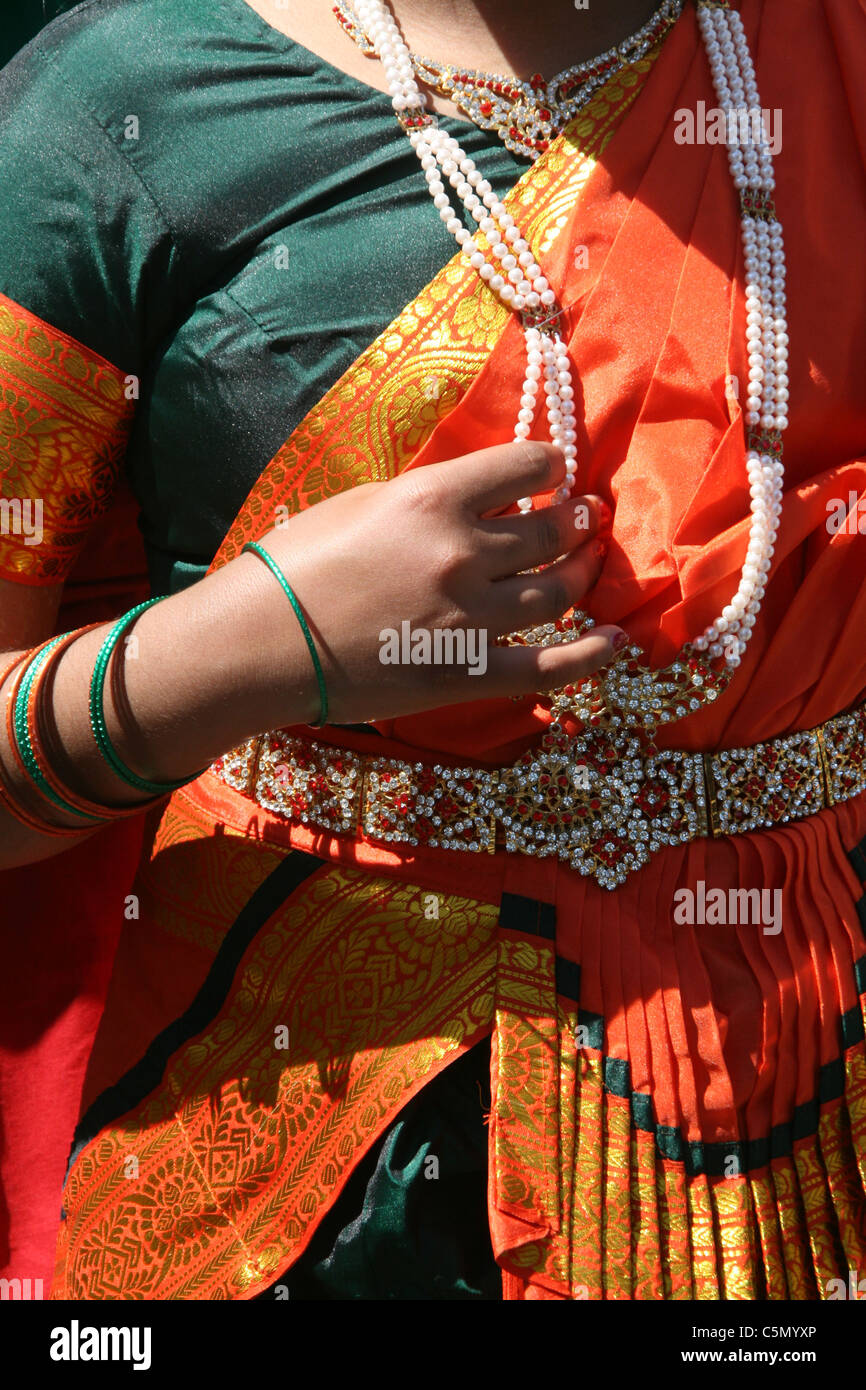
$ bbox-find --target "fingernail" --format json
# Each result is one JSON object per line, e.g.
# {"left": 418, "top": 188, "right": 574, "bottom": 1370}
{"left": 593, "top": 538, "right": 608, "bottom": 562}
{"left": 598, "top": 502, "right": 613, "bottom": 530}
{"left": 611, "top": 630, "right": 628, "bottom": 652}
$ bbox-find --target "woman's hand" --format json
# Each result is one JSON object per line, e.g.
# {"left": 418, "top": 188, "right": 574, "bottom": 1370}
{"left": 257, "top": 439, "right": 621, "bottom": 724}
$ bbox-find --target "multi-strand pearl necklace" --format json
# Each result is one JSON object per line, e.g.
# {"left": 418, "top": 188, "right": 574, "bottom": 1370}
{"left": 352, "top": 0, "right": 787, "bottom": 699}
{"left": 354, "top": 0, "right": 578, "bottom": 512}
{"left": 691, "top": 1, "right": 786, "bottom": 671}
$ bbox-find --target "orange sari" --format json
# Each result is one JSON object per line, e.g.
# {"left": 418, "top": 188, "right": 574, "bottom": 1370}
{"left": 48, "top": 0, "right": 866, "bottom": 1299}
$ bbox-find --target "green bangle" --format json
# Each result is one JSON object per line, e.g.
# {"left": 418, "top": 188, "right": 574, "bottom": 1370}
{"left": 13, "top": 638, "right": 104, "bottom": 823}
{"left": 89, "top": 598, "right": 195, "bottom": 796}
{"left": 243, "top": 541, "right": 329, "bottom": 728}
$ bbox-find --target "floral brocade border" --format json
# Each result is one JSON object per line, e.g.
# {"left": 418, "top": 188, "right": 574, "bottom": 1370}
{"left": 53, "top": 782, "right": 866, "bottom": 1300}
{"left": 0, "top": 293, "right": 134, "bottom": 584}
{"left": 53, "top": 798, "right": 502, "bottom": 1300}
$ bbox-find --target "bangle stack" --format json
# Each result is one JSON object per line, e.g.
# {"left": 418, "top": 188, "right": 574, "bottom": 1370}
{"left": 7, "top": 625, "right": 111, "bottom": 828}
{"left": 2, "top": 558, "right": 330, "bottom": 837}
{"left": 1, "top": 599, "right": 202, "bottom": 838}
{"left": 87, "top": 599, "right": 197, "bottom": 796}
{"left": 0, "top": 648, "right": 88, "bottom": 837}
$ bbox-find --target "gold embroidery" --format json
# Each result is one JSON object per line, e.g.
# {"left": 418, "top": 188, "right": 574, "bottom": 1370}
{"left": 769, "top": 1157, "right": 816, "bottom": 1299}
{"left": 0, "top": 294, "right": 133, "bottom": 584}
{"left": 568, "top": 1040, "right": 606, "bottom": 1297}
{"left": 655, "top": 1160, "right": 694, "bottom": 1299}
{"left": 793, "top": 1138, "right": 844, "bottom": 1296}
{"left": 490, "top": 935, "right": 561, "bottom": 1246}
{"left": 686, "top": 1176, "right": 720, "bottom": 1299}
{"left": 630, "top": 1128, "right": 664, "bottom": 1299}
{"left": 708, "top": 1176, "right": 759, "bottom": 1299}
{"left": 57, "top": 857, "right": 500, "bottom": 1299}
{"left": 818, "top": 1101, "right": 866, "bottom": 1273}
{"left": 748, "top": 1170, "right": 788, "bottom": 1299}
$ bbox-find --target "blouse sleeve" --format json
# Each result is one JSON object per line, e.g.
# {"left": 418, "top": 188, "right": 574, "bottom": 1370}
{"left": 0, "top": 31, "right": 178, "bottom": 586}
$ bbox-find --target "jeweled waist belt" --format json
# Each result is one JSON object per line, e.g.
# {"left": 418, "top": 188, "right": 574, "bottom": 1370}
{"left": 209, "top": 703, "right": 866, "bottom": 890}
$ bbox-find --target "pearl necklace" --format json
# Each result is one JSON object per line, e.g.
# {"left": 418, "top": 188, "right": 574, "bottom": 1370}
{"left": 352, "top": 0, "right": 787, "bottom": 720}
{"left": 693, "top": 0, "right": 787, "bottom": 670}
{"left": 353, "top": 0, "right": 579, "bottom": 515}
{"left": 334, "top": 0, "right": 684, "bottom": 160}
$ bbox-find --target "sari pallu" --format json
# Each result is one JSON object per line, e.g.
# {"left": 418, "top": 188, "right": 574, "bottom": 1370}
{"left": 53, "top": 0, "right": 866, "bottom": 1300}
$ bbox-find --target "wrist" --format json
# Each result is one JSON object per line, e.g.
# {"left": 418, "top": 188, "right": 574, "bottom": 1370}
{"left": 43, "top": 556, "right": 319, "bottom": 798}
{"left": 111, "top": 553, "right": 323, "bottom": 778}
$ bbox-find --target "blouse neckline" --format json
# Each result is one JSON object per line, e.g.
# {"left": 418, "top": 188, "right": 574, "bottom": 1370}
{"left": 213, "top": 0, "right": 478, "bottom": 130}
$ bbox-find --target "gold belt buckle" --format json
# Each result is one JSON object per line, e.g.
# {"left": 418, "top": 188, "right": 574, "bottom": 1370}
{"left": 489, "top": 722, "right": 705, "bottom": 889}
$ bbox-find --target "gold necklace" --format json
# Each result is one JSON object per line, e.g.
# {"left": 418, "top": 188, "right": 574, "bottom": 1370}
{"left": 332, "top": 0, "right": 684, "bottom": 159}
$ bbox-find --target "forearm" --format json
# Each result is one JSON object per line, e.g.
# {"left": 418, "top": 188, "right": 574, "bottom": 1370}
{"left": 0, "top": 446, "right": 619, "bottom": 870}
{"left": 0, "top": 551, "right": 319, "bottom": 868}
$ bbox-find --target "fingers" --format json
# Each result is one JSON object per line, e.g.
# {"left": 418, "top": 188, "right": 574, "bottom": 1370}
{"left": 477, "top": 494, "right": 605, "bottom": 578}
{"left": 487, "top": 536, "right": 608, "bottom": 634}
{"left": 430, "top": 441, "right": 568, "bottom": 515}
{"left": 469, "top": 626, "right": 627, "bottom": 701}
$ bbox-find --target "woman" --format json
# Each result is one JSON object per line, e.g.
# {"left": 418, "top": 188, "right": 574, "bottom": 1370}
{"left": 0, "top": 0, "right": 864, "bottom": 1300}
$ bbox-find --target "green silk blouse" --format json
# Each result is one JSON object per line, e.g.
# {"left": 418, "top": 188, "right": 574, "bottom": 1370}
{"left": 0, "top": 0, "right": 525, "bottom": 594}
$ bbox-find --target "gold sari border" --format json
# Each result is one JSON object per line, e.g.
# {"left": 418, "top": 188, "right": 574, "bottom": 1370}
{"left": 0, "top": 293, "right": 134, "bottom": 585}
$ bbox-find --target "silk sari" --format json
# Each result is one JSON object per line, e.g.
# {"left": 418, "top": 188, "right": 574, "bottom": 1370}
{"left": 5, "top": 0, "right": 866, "bottom": 1300}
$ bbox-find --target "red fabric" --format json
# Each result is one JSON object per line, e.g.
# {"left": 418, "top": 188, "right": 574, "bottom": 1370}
{"left": 0, "top": 819, "right": 143, "bottom": 1284}
{"left": 178, "top": 0, "right": 866, "bottom": 1296}
{"left": 0, "top": 489, "right": 148, "bottom": 1285}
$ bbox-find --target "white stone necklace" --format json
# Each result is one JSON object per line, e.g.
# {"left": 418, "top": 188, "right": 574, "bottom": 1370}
{"left": 351, "top": 0, "right": 788, "bottom": 738}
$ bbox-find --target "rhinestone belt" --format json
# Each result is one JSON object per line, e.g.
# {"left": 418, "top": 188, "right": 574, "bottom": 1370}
{"left": 210, "top": 703, "right": 866, "bottom": 890}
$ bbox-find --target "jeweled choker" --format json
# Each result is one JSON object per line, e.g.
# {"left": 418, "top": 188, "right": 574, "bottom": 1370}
{"left": 333, "top": 0, "right": 685, "bottom": 159}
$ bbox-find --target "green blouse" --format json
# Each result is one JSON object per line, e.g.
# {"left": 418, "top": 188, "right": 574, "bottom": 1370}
{"left": 0, "top": 0, "right": 525, "bottom": 594}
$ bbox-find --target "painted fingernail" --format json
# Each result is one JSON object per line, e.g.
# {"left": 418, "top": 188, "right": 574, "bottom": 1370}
{"left": 598, "top": 502, "right": 613, "bottom": 530}
{"left": 593, "top": 538, "right": 608, "bottom": 562}
{"left": 611, "top": 630, "right": 628, "bottom": 652}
